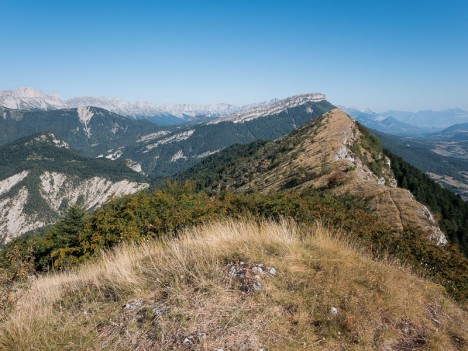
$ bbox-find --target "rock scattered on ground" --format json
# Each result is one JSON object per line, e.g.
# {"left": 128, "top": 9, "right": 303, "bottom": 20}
{"left": 330, "top": 306, "right": 338, "bottom": 316}
{"left": 226, "top": 261, "right": 277, "bottom": 292}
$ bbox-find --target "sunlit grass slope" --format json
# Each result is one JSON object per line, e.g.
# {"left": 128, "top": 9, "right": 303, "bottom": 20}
{"left": 1, "top": 220, "right": 466, "bottom": 350}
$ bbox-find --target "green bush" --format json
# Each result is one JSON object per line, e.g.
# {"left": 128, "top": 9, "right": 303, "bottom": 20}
{"left": 2, "top": 183, "right": 466, "bottom": 301}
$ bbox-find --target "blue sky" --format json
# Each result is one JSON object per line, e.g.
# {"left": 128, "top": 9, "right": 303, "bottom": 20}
{"left": 0, "top": 0, "right": 467, "bottom": 110}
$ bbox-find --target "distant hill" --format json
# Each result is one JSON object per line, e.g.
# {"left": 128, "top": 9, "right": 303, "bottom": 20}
{"left": 0, "top": 94, "right": 335, "bottom": 178}
{"left": 343, "top": 107, "right": 431, "bottom": 136}
{"left": 430, "top": 123, "right": 468, "bottom": 141}
{"left": 0, "top": 133, "right": 148, "bottom": 243}
{"left": 343, "top": 107, "right": 468, "bottom": 135}
{"left": 380, "top": 108, "right": 468, "bottom": 128}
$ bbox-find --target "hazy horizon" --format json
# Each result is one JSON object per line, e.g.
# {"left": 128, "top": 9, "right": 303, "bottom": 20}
{"left": 1, "top": 0, "right": 467, "bottom": 111}
{"left": 2, "top": 86, "right": 468, "bottom": 114}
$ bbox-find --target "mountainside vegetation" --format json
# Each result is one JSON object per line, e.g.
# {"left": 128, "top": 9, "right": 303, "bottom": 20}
{"left": 0, "top": 106, "right": 162, "bottom": 157}
{"left": 375, "top": 130, "right": 468, "bottom": 200}
{"left": 165, "top": 117, "right": 468, "bottom": 258}
{"left": 2, "top": 183, "right": 467, "bottom": 303}
{"left": 126, "top": 98, "right": 335, "bottom": 178}
{"left": 4, "top": 110, "right": 466, "bottom": 299}
{"left": 385, "top": 150, "right": 468, "bottom": 256}
{"left": 166, "top": 118, "right": 389, "bottom": 193}
{"left": 0, "top": 133, "right": 146, "bottom": 183}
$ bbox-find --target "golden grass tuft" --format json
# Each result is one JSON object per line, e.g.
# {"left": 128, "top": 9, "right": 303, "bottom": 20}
{"left": 0, "top": 219, "right": 466, "bottom": 350}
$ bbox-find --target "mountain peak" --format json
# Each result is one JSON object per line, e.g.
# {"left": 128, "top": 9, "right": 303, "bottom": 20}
{"left": 2, "top": 87, "right": 50, "bottom": 98}
{"left": 0, "top": 87, "right": 65, "bottom": 110}
{"left": 0, "top": 88, "right": 330, "bottom": 126}
{"left": 24, "top": 133, "right": 70, "bottom": 149}
{"left": 208, "top": 93, "right": 326, "bottom": 124}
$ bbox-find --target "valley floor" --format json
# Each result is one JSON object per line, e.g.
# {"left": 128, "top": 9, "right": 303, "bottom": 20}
{"left": 0, "top": 219, "right": 466, "bottom": 350}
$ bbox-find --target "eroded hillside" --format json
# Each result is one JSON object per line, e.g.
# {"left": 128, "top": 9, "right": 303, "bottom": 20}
{"left": 0, "top": 133, "right": 149, "bottom": 243}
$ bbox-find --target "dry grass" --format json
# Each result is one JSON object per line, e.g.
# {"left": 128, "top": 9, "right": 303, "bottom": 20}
{"left": 0, "top": 219, "right": 466, "bottom": 350}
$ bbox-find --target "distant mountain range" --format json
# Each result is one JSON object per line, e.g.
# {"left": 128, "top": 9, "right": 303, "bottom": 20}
{"left": 380, "top": 108, "right": 468, "bottom": 128}
{"left": 1, "top": 92, "right": 335, "bottom": 178}
{"left": 120, "top": 93, "right": 333, "bottom": 178}
{"left": 0, "top": 88, "right": 242, "bottom": 126}
{"left": 3, "top": 87, "right": 468, "bottom": 133}
{"left": 1, "top": 87, "right": 467, "bottom": 199}
{"left": 342, "top": 107, "right": 430, "bottom": 136}
{"left": 343, "top": 107, "right": 468, "bottom": 136}
{"left": 0, "top": 88, "right": 287, "bottom": 127}
{"left": 1, "top": 88, "right": 467, "bottom": 250}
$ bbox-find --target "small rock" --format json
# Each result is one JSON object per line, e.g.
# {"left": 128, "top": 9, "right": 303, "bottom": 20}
{"left": 152, "top": 305, "right": 168, "bottom": 316}
{"left": 268, "top": 267, "right": 277, "bottom": 276}
{"left": 253, "top": 282, "right": 262, "bottom": 291}
{"left": 183, "top": 337, "right": 194, "bottom": 345}
{"left": 252, "top": 266, "right": 263, "bottom": 274}
{"left": 402, "top": 322, "right": 410, "bottom": 335}
{"left": 197, "top": 332, "right": 207, "bottom": 339}
{"left": 123, "top": 300, "right": 143, "bottom": 310}
{"left": 330, "top": 307, "right": 338, "bottom": 316}
{"left": 228, "top": 266, "right": 237, "bottom": 277}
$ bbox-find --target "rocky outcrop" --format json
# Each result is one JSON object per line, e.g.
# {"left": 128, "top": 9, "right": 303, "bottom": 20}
{"left": 0, "top": 171, "right": 148, "bottom": 244}
{"left": 39, "top": 171, "right": 148, "bottom": 212}
{"left": 0, "top": 187, "right": 46, "bottom": 241}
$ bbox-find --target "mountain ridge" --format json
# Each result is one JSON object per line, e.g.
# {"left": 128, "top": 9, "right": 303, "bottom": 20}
{"left": 168, "top": 108, "right": 447, "bottom": 245}
{"left": 128, "top": 95, "right": 334, "bottom": 178}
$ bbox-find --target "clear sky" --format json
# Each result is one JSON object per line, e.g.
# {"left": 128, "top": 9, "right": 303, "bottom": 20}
{"left": 0, "top": 0, "right": 467, "bottom": 111}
